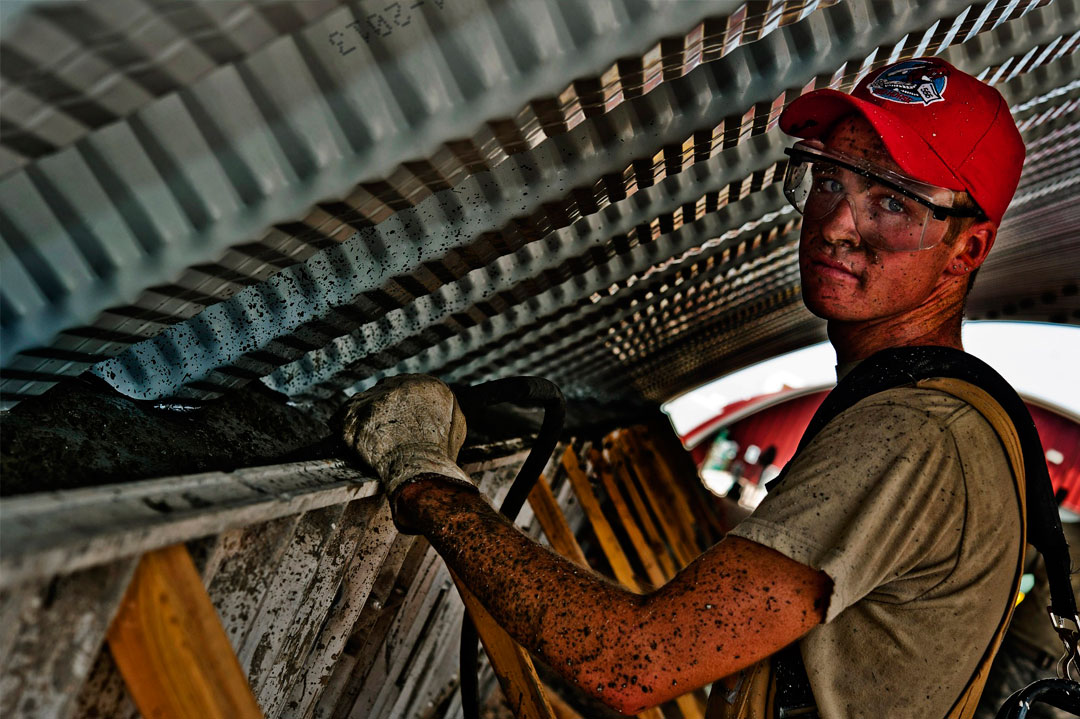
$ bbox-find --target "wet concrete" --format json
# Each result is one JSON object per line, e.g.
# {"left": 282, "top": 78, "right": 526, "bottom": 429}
{"left": 1, "top": 374, "right": 658, "bottom": 496}
{"left": 0, "top": 375, "right": 335, "bottom": 496}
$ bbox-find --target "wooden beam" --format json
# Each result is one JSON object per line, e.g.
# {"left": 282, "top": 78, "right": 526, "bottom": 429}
{"left": 560, "top": 447, "right": 641, "bottom": 591}
{"left": 601, "top": 444, "right": 680, "bottom": 579}
{"left": 107, "top": 544, "right": 264, "bottom": 719}
{"left": 586, "top": 448, "right": 669, "bottom": 588}
{"left": 611, "top": 431, "right": 698, "bottom": 567}
{"left": 0, "top": 459, "right": 380, "bottom": 589}
{"left": 450, "top": 570, "right": 556, "bottom": 719}
{"left": 641, "top": 425, "right": 728, "bottom": 541}
{"left": 527, "top": 474, "right": 589, "bottom": 567}
{"left": 634, "top": 429, "right": 718, "bottom": 544}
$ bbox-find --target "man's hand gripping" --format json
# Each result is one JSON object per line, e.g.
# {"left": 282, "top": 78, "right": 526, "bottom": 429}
{"left": 340, "top": 374, "right": 477, "bottom": 532}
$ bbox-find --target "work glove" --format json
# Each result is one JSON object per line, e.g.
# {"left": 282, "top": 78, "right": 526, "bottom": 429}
{"left": 340, "top": 374, "right": 475, "bottom": 532}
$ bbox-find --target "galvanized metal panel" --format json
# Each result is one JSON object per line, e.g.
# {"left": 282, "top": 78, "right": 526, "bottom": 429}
{"left": 0, "top": 0, "right": 1075, "bottom": 412}
{"left": 0, "top": 0, "right": 742, "bottom": 401}
{"left": 85, "top": 0, "right": 1080, "bottom": 407}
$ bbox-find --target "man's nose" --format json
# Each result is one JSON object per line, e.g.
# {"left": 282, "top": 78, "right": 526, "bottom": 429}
{"left": 819, "top": 194, "right": 861, "bottom": 247}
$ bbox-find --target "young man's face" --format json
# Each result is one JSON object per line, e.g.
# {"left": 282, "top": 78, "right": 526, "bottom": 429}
{"left": 797, "top": 115, "right": 963, "bottom": 323}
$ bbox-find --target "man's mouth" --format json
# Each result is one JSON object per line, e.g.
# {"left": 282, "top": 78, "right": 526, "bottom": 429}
{"left": 809, "top": 255, "right": 861, "bottom": 283}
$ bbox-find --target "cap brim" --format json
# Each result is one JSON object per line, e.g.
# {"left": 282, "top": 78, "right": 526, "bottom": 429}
{"left": 780, "top": 89, "right": 964, "bottom": 191}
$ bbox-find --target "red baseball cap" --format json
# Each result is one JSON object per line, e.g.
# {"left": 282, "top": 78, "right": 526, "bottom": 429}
{"left": 779, "top": 57, "right": 1025, "bottom": 226}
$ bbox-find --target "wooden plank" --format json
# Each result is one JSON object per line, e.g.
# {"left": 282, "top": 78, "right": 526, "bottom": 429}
{"left": 1, "top": 459, "right": 379, "bottom": 589}
{"left": 633, "top": 429, "right": 711, "bottom": 546}
{"left": 239, "top": 506, "right": 348, "bottom": 695}
{"left": 366, "top": 566, "right": 459, "bottom": 718}
{"left": 346, "top": 545, "right": 449, "bottom": 718}
{"left": 601, "top": 444, "right": 680, "bottom": 578}
{"left": 78, "top": 527, "right": 246, "bottom": 719}
{"left": 335, "top": 539, "right": 441, "bottom": 718}
{"left": 187, "top": 527, "right": 245, "bottom": 585}
{"left": 527, "top": 474, "right": 589, "bottom": 567}
{"left": 320, "top": 531, "right": 420, "bottom": 719}
{"left": 586, "top": 448, "right": 669, "bottom": 588}
{"left": 0, "top": 558, "right": 136, "bottom": 719}
{"left": 71, "top": 646, "right": 139, "bottom": 719}
{"left": 107, "top": 544, "right": 263, "bottom": 719}
{"left": 640, "top": 425, "right": 727, "bottom": 541}
{"left": 452, "top": 570, "right": 556, "bottom": 719}
{"left": 280, "top": 501, "right": 399, "bottom": 719}
{"left": 560, "top": 446, "right": 641, "bottom": 592}
{"left": 207, "top": 513, "right": 305, "bottom": 654}
{"left": 261, "top": 500, "right": 379, "bottom": 718}
{"left": 610, "top": 432, "right": 697, "bottom": 567}
{"left": 384, "top": 591, "right": 466, "bottom": 719}
{"left": 311, "top": 651, "right": 358, "bottom": 719}
{"left": 398, "top": 611, "right": 466, "bottom": 718}
{"left": 0, "top": 583, "right": 41, "bottom": 676}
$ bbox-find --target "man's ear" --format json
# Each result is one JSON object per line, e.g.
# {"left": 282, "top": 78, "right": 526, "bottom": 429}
{"left": 945, "top": 220, "right": 996, "bottom": 276}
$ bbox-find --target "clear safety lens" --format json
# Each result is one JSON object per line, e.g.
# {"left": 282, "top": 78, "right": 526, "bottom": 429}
{"left": 783, "top": 143, "right": 958, "bottom": 252}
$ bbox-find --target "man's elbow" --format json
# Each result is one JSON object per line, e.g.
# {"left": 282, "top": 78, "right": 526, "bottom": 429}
{"left": 587, "top": 689, "right": 658, "bottom": 716}
{"left": 574, "top": 673, "right": 670, "bottom": 716}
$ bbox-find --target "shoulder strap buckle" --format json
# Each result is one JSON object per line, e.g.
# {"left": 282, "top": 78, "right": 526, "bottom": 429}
{"left": 1049, "top": 609, "right": 1080, "bottom": 680}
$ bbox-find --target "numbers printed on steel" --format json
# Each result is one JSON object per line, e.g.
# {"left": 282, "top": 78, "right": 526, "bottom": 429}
{"left": 329, "top": 0, "right": 449, "bottom": 56}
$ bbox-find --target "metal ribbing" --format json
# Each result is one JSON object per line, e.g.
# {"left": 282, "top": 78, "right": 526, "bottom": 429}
{"left": 84, "top": 0, "right": 1074, "bottom": 404}
{"left": 319, "top": 12, "right": 1078, "bottom": 403}
{"left": 1, "top": 0, "right": 742, "bottom": 404}
{"left": 0, "top": 1, "right": 344, "bottom": 177}
{"left": 1, "top": 0, "right": 1075, "bottom": 408}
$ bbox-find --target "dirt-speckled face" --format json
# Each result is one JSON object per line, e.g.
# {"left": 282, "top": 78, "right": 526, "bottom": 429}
{"left": 798, "top": 115, "right": 961, "bottom": 322}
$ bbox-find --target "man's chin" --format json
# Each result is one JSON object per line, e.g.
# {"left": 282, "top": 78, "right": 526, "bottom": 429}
{"left": 801, "top": 288, "right": 867, "bottom": 323}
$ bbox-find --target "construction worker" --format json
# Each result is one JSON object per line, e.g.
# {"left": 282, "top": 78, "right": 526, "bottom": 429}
{"left": 342, "top": 57, "right": 1027, "bottom": 717}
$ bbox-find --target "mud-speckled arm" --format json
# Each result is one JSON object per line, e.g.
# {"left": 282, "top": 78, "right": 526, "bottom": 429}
{"left": 397, "top": 475, "right": 830, "bottom": 715}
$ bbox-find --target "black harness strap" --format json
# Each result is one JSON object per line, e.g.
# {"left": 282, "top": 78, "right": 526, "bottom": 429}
{"left": 766, "top": 346, "right": 1078, "bottom": 716}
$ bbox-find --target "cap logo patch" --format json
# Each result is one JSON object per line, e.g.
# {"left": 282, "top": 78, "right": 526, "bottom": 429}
{"left": 868, "top": 59, "right": 948, "bottom": 106}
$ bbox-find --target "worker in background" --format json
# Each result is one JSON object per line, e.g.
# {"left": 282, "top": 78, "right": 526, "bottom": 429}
{"left": 341, "top": 57, "right": 1027, "bottom": 717}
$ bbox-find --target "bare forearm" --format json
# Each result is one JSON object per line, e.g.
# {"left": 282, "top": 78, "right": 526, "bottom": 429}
{"left": 396, "top": 476, "right": 828, "bottom": 714}
{"left": 398, "top": 477, "right": 649, "bottom": 704}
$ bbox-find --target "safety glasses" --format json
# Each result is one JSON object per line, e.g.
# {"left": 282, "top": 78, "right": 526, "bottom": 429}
{"left": 783, "top": 141, "right": 984, "bottom": 252}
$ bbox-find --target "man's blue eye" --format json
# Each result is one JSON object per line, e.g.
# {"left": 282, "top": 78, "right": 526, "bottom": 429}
{"left": 882, "top": 196, "right": 906, "bottom": 214}
{"left": 816, "top": 178, "right": 843, "bottom": 193}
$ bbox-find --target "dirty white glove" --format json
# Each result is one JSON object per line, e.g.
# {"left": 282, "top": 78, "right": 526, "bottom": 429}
{"left": 340, "top": 374, "right": 474, "bottom": 529}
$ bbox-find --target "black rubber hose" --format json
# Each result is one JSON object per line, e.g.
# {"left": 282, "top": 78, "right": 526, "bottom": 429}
{"left": 994, "top": 677, "right": 1080, "bottom": 718}
{"left": 452, "top": 376, "right": 566, "bottom": 719}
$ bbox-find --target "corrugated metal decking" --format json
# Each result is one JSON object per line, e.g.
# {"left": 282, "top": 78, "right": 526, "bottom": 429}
{"left": 1, "top": 0, "right": 1077, "bottom": 410}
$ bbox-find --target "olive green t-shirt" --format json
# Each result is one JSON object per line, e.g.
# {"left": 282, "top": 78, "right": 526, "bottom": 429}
{"left": 730, "top": 386, "right": 1022, "bottom": 718}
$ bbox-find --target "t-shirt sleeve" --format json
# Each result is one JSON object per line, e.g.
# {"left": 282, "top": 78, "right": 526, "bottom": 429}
{"left": 729, "top": 393, "right": 966, "bottom": 623}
